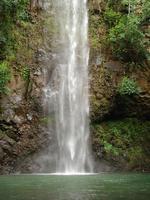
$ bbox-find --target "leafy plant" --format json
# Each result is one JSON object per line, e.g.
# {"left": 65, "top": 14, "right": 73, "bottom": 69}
{"left": 122, "top": 0, "right": 140, "bottom": 14}
{"left": 21, "top": 66, "right": 30, "bottom": 81}
{"left": 104, "top": 9, "right": 121, "bottom": 27}
{"left": 89, "top": 14, "right": 102, "bottom": 49}
{"left": 92, "top": 118, "right": 150, "bottom": 169}
{"left": 104, "top": 0, "right": 149, "bottom": 63}
{"left": 0, "top": 62, "right": 11, "bottom": 94}
{"left": 0, "top": 0, "right": 29, "bottom": 59}
{"left": 117, "top": 77, "right": 140, "bottom": 95}
{"left": 106, "top": 0, "right": 123, "bottom": 11}
{"left": 141, "top": 0, "right": 150, "bottom": 23}
{"left": 108, "top": 15, "right": 147, "bottom": 62}
{"left": 103, "top": 141, "right": 119, "bottom": 156}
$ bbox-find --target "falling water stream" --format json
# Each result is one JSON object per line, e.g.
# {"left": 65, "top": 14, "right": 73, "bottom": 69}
{"left": 49, "top": 0, "right": 93, "bottom": 173}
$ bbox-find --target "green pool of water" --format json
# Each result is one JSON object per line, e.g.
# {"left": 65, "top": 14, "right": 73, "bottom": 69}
{"left": 0, "top": 173, "right": 150, "bottom": 200}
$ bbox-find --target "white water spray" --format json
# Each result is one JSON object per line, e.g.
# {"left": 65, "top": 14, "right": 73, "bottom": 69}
{"left": 47, "top": 0, "right": 93, "bottom": 174}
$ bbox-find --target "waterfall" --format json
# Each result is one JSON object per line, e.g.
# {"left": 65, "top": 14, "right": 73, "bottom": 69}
{"left": 46, "top": 0, "right": 93, "bottom": 174}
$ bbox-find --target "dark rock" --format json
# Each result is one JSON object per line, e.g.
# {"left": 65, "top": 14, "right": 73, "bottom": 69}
{"left": 0, "top": 147, "right": 4, "bottom": 160}
{"left": 90, "top": 58, "right": 150, "bottom": 121}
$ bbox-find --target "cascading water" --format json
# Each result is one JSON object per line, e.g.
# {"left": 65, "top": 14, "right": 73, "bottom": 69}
{"left": 46, "top": 0, "right": 93, "bottom": 174}
{"left": 54, "top": 0, "right": 93, "bottom": 173}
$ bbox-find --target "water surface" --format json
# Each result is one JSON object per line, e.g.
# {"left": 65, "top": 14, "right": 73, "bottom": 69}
{"left": 0, "top": 173, "right": 150, "bottom": 200}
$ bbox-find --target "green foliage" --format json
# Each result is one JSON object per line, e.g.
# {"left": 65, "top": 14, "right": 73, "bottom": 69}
{"left": 121, "top": 0, "right": 140, "bottom": 12}
{"left": 0, "top": 62, "right": 11, "bottom": 94}
{"left": 0, "top": 0, "right": 29, "bottom": 59}
{"left": 103, "top": 141, "right": 119, "bottom": 156}
{"left": 141, "top": 0, "right": 150, "bottom": 23}
{"left": 0, "top": 0, "right": 29, "bottom": 15}
{"left": 21, "top": 66, "right": 30, "bottom": 81}
{"left": 108, "top": 15, "right": 147, "bottom": 62}
{"left": 106, "top": 0, "right": 123, "bottom": 11}
{"left": 18, "top": 9, "right": 29, "bottom": 21}
{"left": 92, "top": 118, "right": 150, "bottom": 169}
{"left": 104, "top": 9, "right": 121, "bottom": 27}
{"left": 117, "top": 77, "right": 140, "bottom": 95}
{"left": 89, "top": 13, "right": 102, "bottom": 49}
{"left": 102, "top": 0, "right": 150, "bottom": 63}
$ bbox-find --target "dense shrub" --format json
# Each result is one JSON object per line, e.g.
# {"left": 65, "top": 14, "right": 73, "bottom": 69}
{"left": 0, "top": 0, "right": 28, "bottom": 15}
{"left": 141, "top": 0, "right": 150, "bottom": 23}
{"left": 117, "top": 77, "right": 140, "bottom": 95}
{"left": 0, "top": 0, "right": 29, "bottom": 59}
{"left": 89, "top": 13, "right": 102, "bottom": 49}
{"left": 21, "top": 66, "right": 30, "bottom": 81}
{"left": 108, "top": 15, "right": 147, "bottom": 62}
{"left": 103, "top": 0, "right": 150, "bottom": 63}
{"left": 92, "top": 118, "right": 150, "bottom": 169}
{"left": 0, "top": 62, "right": 11, "bottom": 94}
{"left": 104, "top": 9, "right": 121, "bottom": 27}
{"left": 106, "top": 0, "right": 123, "bottom": 11}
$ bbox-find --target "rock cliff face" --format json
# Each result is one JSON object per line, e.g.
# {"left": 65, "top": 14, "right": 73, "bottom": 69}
{"left": 88, "top": 0, "right": 150, "bottom": 171}
{"left": 89, "top": 58, "right": 150, "bottom": 122}
{"left": 89, "top": 57, "right": 150, "bottom": 171}
{"left": 0, "top": 6, "right": 49, "bottom": 173}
